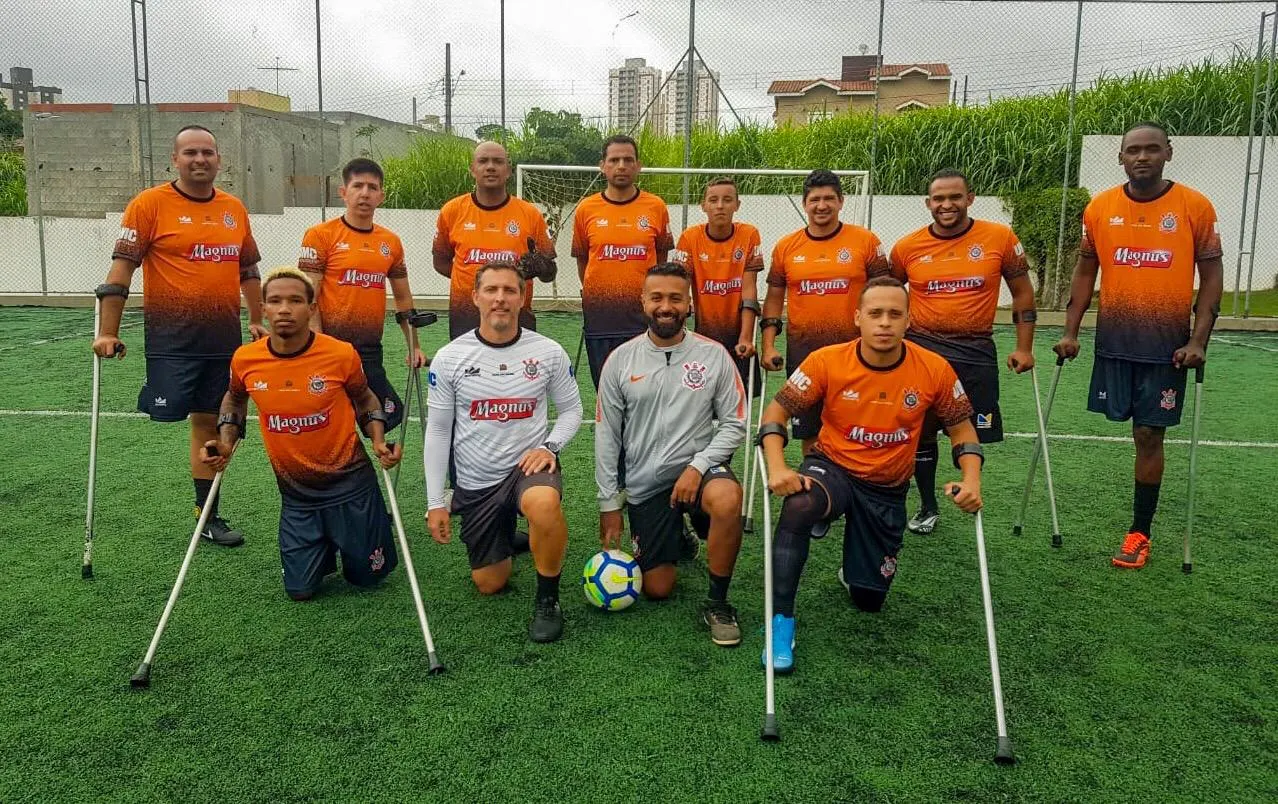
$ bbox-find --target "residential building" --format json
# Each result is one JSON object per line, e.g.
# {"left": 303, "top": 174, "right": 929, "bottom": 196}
{"left": 3, "top": 67, "right": 62, "bottom": 111}
{"left": 227, "top": 88, "right": 291, "bottom": 113}
{"left": 608, "top": 58, "right": 667, "bottom": 134}
{"left": 664, "top": 57, "right": 720, "bottom": 135}
{"left": 767, "top": 57, "right": 952, "bottom": 126}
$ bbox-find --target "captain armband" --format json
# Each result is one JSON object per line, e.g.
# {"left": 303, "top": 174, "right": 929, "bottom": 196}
{"left": 756, "top": 422, "right": 789, "bottom": 448}
{"left": 1011, "top": 309, "right": 1037, "bottom": 324}
{"left": 952, "top": 442, "right": 985, "bottom": 470}
{"left": 357, "top": 408, "right": 389, "bottom": 438}
{"left": 740, "top": 299, "right": 761, "bottom": 315}
{"left": 94, "top": 283, "right": 130, "bottom": 300}
{"left": 760, "top": 317, "right": 784, "bottom": 334}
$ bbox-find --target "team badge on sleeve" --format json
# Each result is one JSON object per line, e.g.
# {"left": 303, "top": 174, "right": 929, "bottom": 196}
{"left": 953, "top": 379, "right": 967, "bottom": 400}
{"left": 682, "top": 361, "right": 708, "bottom": 391}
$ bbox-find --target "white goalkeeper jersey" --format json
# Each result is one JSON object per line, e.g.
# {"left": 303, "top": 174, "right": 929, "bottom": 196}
{"left": 425, "top": 327, "right": 583, "bottom": 508}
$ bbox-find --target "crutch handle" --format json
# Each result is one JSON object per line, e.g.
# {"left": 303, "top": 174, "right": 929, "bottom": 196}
{"left": 1194, "top": 365, "right": 1204, "bottom": 383}
{"left": 206, "top": 444, "right": 219, "bottom": 457}
{"left": 1055, "top": 355, "right": 1066, "bottom": 367}
{"left": 113, "top": 343, "right": 125, "bottom": 355}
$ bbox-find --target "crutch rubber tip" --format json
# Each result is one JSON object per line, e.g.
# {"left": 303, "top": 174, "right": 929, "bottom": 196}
{"left": 1182, "top": 562, "right": 1193, "bottom": 574}
{"left": 995, "top": 736, "right": 1016, "bottom": 765}
{"left": 129, "top": 663, "right": 152, "bottom": 688}
{"left": 82, "top": 563, "right": 94, "bottom": 579}
{"left": 743, "top": 516, "right": 755, "bottom": 534}
{"left": 428, "top": 652, "right": 447, "bottom": 675}
{"left": 1051, "top": 533, "right": 1062, "bottom": 548}
{"left": 1011, "top": 525, "right": 1023, "bottom": 537}
{"left": 761, "top": 714, "right": 780, "bottom": 742}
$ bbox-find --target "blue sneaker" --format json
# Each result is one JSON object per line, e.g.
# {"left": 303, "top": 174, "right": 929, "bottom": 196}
{"left": 761, "top": 613, "right": 796, "bottom": 674}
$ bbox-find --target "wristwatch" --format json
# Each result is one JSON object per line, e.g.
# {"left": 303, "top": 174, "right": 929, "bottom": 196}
{"left": 542, "top": 441, "right": 561, "bottom": 456}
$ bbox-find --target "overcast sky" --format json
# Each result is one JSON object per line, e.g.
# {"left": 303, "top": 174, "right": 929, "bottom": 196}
{"left": 1, "top": 0, "right": 1270, "bottom": 134}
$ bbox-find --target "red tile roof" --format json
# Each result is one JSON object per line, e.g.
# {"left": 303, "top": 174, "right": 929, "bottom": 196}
{"left": 767, "top": 63, "right": 951, "bottom": 95}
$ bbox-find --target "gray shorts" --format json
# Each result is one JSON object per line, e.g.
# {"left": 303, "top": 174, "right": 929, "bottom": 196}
{"left": 451, "top": 464, "right": 562, "bottom": 569}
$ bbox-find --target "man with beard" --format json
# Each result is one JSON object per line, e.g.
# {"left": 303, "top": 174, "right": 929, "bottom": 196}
{"left": 595, "top": 263, "right": 748, "bottom": 646}
{"left": 1055, "top": 122, "right": 1223, "bottom": 569}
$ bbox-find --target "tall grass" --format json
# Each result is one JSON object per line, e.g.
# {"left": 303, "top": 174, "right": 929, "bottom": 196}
{"left": 0, "top": 148, "right": 26, "bottom": 216}
{"left": 382, "top": 54, "right": 1273, "bottom": 209}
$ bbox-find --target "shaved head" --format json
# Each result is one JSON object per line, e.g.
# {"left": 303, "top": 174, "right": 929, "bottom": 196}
{"left": 470, "top": 139, "right": 512, "bottom": 195}
{"left": 473, "top": 140, "right": 508, "bottom": 163}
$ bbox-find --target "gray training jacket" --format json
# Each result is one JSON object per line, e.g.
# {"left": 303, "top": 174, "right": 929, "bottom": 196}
{"left": 595, "top": 330, "right": 748, "bottom": 510}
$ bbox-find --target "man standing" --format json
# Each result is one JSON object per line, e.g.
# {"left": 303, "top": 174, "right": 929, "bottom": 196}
{"left": 573, "top": 135, "right": 673, "bottom": 388}
{"left": 890, "top": 168, "right": 1037, "bottom": 535}
{"left": 92, "top": 124, "right": 264, "bottom": 547}
{"left": 760, "top": 169, "right": 890, "bottom": 453}
{"left": 758, "top": 277, "right": 984, "bottom": 673}
{"left": 425, "top": 262, "right": 583, "bottom": 643}
{"left": 1055, "top": 122, "right": 1223, "bottom": 569}
{"left": 672, "top": 177, "right": 765, "bottom": 395}
{"left": 432, "top": 141, "right": 557, "bottom": 339}
{"left": 595, "top": 263, "right": 748, "bottom": 646}
{"left": 202, "top": 268, "right": 403, "bottom": 600}
{"left": 298, "top": 158, "right": 423, "bottom": 432}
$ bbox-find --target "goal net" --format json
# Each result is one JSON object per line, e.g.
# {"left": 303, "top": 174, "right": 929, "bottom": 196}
{"left": 515, "top": 166, "right": 870, "bottom": 303}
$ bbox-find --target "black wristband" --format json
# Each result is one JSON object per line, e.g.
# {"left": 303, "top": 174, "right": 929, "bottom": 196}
{"left": 216, "top": 413, "right": 245, "bottom": 441}
{"left": 760, "top": 317, "right": 784, "bottom": 334}
{"left": 740, "top": 299, "right": 761, "bottom": 314}
{"left": 395, "top": 309, "right": 417, "bottom": 324}
{"left": 94, "top": 282, "right": 130, "bottom": 300}
{"left": 357, "top": 408, "right": 390, "bottom": 437}
{"left": 756, "top": 421, "right": 789, "bottom": 448}
{"left": 952, "top": 442, "right": 985, "bottom": 470}
{"left": 1012, "top": 309, "right": 1037, "bottom": 324}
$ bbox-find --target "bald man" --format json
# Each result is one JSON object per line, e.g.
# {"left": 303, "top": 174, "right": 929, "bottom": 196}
{"left": 432, "top": 141, "right": 558, "bottom": 338}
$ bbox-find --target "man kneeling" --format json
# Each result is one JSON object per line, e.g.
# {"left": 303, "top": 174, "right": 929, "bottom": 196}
{"left": 758, "top": 276, "right": 984, "bottom": 672}
{"left": 203, "top": 267, "right": 403, "bottom": 601}
{"left": 595, "top": 263, "right": 748, "bottom": 646}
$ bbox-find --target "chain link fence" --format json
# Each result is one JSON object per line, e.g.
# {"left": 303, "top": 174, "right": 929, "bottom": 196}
{"left": 2, "top": 0, "right": 1276, "bottom": 315}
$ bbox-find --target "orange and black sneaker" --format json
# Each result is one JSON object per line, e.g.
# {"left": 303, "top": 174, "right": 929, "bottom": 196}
{"left": 1112, "top": 531, "right": 1150, "bottom": 569}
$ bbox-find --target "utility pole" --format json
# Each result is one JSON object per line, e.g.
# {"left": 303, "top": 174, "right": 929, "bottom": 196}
{"left": 412, "top": 96, "right": 417, "bottom": 126}
{"left": 500, "top": 0, "right": 506, "bottom": 134}
{"left": 962, "top": 75, "right": 969, "bottom": 107}
{"left": 257, "top": 56, "right": 299, "bottom": 95}
{"left": 445, "top": 42, "right": 452, "bottom": 134}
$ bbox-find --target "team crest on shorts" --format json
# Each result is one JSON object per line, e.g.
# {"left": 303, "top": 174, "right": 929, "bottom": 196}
{"left": 369, "top": 547, "right": 385, "bottom": 572}
{"left": 836, "top": 248, "right": 852, "bottom": 264}
{"left": 880, "top": 555, "right": 897, "bottom": 579}
{"left": 1160, "top": 388, "right": 1177, "bottom": 410}
{"left": 637, "top": 215, "right": 651, "bottom": 230}
{"left": 307, "top": 374, "right": 327, "bottom": 395}
{"left": 506, "top": 220, "right": 520, "bottom": 236}
{"left": 682, "top": 361, "right": 708, "bottom": 391}
{"left": 384, "top": 398, "right": 396, "bottom": 414}
{"left": 379, "top": 242, "right": 391, "bottom": 257}
{"left": 1160, "top": 212, "right": 1178, "bottom": 233}
{"left": 968, "top": 244, "right": 984, "bottom": 260}
{"left": 901, "top": 387, "right": 920, "bottom": 411}
{"left": 523, "top": 358, "right": 540, "bottom": 380}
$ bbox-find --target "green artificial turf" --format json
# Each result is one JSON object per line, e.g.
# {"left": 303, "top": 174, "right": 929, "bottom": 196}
{"left": 0, "top": 309, "right": 1275, "bottom": 802}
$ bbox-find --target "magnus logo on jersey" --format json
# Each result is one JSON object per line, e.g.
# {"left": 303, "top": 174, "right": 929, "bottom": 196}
{"left": 186, "top": 244, "right": 241, "bottom": 263}
{"left": 796, "top": 278, "right": 850, "bottom": 296}
{"left": 599, "top": 244, "right": 648, "bottom": 261}
{"left": 337, "top": 268, "right": 386, "bottom": 289}
{"left": 470, "top": 397, "right": 538, "bottom": 421}
{"left": 1112, "top": 247, "right": 1173, "bottom": 268}
{"left": 266, "top": 411, "right": 330, "bottom": 434}
{"left": 701, "top": 277, "right": 743, "bottom": 296}
{"left": 463, "top": 247, "right": 519, "bottom": 264}
{"left": 846, "top": 425, "right": 911, "bottom": 448}
{"left": 925, "top": 276, "right": 985, "bottom": 294}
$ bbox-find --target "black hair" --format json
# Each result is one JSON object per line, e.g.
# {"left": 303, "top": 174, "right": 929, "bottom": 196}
{"left": 342, "top": 157, "right": 384, "bottom": 185}
{"left": 1123, "top": 121, "right": 1170, "bottom": 145}
{"left": 802, "top": 169, "right": 843, "bottom": 201}
{"left": 174, "top": 124, "right": 216, "bottom": 148}
{"left": 602, "top": 134, "right": 639, "bottom": 161}
{"left": 859, "top": 274, "right": 908, "bottom": 307}
{"left": 927, "top": 167, "right": 970, "bottom": 194}
{"left": 474, "top": 261, "right": 525, "bottom": 292}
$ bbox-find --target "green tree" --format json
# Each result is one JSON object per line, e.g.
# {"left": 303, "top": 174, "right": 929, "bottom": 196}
{"left": 0, "top": 96, "right": 22, "bottom": 140}
{"left": 474, "top": 123, "right": 511, "bottom": 142}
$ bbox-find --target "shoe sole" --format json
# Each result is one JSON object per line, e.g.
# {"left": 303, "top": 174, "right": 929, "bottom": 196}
{"left": 907, "top": 521, "right": 938, "bottom": 535}
{"left": 529, "top": 631, "right": 562, "bottom": 643}
{"left": 201, "top": 535, "right": 245, "bottom": 547}
{"left": 709, "top": 632, "right": 742, "bottom": 647}
{"left": 1111, "top": 556, "right": 1148, "bottom": 569}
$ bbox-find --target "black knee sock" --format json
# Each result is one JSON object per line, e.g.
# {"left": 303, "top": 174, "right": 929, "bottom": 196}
{"left": 1131, "top": 481, "right": 1161, "bottom": 537}
{"left": 194, "top": 478, "right": 218, "bottom": 519}
{"left": 914, "top": 442, "right": 939, "bottom": 512}
{"left": 707, "top": 572, "right": 731, "bottom": 603}
{"left": 536, "top": 572, "right": 560, "bottom": 602}
{"left": 773, "top": 527, "right": 811, "bottom": 618}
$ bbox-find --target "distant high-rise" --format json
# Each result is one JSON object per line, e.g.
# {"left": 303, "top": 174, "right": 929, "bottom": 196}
{"left": 664, "top": 57, "right": 719, "bottom": 135}
{"left": 3, "top": 67, "right": 62, "bottom": 111}
{"left": 608, "top": 58, "right": 667, "bottom": 135}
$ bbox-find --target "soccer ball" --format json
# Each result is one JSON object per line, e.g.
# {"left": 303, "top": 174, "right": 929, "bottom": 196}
{"left": 582, "top": 549, "right": 642, "bottom": 611}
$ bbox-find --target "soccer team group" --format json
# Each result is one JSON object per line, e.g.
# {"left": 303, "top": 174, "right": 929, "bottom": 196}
{"left": 91, "top": 121, "right": 1222, "bottom": 667}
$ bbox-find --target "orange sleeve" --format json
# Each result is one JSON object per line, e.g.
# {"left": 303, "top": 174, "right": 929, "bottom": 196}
{"left": 239, "top": 207, "right": 262, "bottom": 272}
{"left": 745, "top": 227, "right": 764, "bottom": 272}
{"left": 112, "top": 192, "right": 155, "bottom": 264}
{"left": 888, "top": 238, "right": 909, "bottom": 282}
{"left": 774, "top": 349, "right": 828, "bottom": 418}
{"left": 672, "top": 229, "right": 693, "bottom": 267}
{"left": 1001, "top": 228, "right": 1029, "bottom": 280}
{"left": 1190, "top": 196, "right": 1223, "bottom": 261}
{"left": 228, "top": 352, "right": 248, "bottom": 397}
{"left": 343, "top": 344, "right": 370, "bottom": 398}
{"left": 571, "top": 201, "right": 589, "bottom": 259}
{"left": 766, "top": 241, "right": 787, "bottom": 289}
{"left": 1079, "top": 199, "right": 1098, "bottom": 257}
{"left": 655, "top": 201, "right": 674, "bottom": 253}
{"left": 388, "top": 235, "right": 408, "bottom": 279}
{"left": 298, "top": 225, "right": 327, "bottom": 274}
{"left": 866, "top": 230, "right": 891, "bottom": 277}
{"left": 930, "top": 360, "right": 974, "bottom": 429}
{"left": 432, "top": 204, "right": 455, "bottom": 260}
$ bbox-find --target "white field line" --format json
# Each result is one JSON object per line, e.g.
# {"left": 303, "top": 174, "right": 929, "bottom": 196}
{"left": 1214, "top": 335, "right": 1278, "bottom": 355}
{"left": 1, "top": 408, "right": 1275, "bottom": 449}
{"left": 0, "top": 315, "right": 144, "bottom": 354}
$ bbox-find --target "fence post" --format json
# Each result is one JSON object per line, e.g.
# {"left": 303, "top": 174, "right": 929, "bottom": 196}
{"left": 680, "top": 0, "right": 696, "bottom": 230}
{"left": 1049, "top": 0, "right": 1084, "bottom": 310}
{"left": 867, "top": 0, "right": 885, "bottom": 229}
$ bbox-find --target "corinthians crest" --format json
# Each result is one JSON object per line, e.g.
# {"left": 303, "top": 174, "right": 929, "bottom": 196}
{"left": 682, "top": 361, "right": 707, "bottom": 391}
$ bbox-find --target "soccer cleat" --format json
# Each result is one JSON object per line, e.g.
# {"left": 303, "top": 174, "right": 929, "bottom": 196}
{"left": 199, "top": 515, "right": 245, "bottom": 547}
{"left": 761, "top": 613, "right": 796, "bottom": 674}
{"left": 529, "top": 597, "right": 564, "bottom": 643}
{"left": 1112, "top": 531, "right": 1151, "bottom": 569}
{"left": 907, "top": 508, "right": 940, "bottom": 535}
{"left": 701, "top": 600, "right": 742, "bottom": 647}
{"left": 810, "top": 519, "right": 831, "bottom": 540}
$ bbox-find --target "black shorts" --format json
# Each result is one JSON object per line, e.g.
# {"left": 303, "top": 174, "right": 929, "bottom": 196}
{"left": 1088, "top": 356, "right": 1187, "bottom": 428}
{"left": 137, "top": 356, "right": 231, "bottom": 421}
{"left": 452, "top": 464, "right": 563, "bottom": 569}
{"left": 278, "top": 483, "right": 398, "bottom": 597}
{"left": 359, "top": 353, "right": 405, "bottom": 431}
{"left": 785, "top": 349, "right": 822, "bottom": 439}
{"left": 924, "top": 360, "right": 1003, "bottom": 444}
{"left": 711, "top": 337, "right": 763, "bottom": 398}
{"left": 626, "top": 465, "right": 738, "bottom": 572}
{"left": 585, "top": 334, "right": 638, "bottom": 390}
{"left": 795, "top": 454, "right": 909, "bottom": 594}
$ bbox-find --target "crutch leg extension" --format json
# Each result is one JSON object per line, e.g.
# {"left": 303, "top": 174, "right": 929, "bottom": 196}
{"left": 740, "top": 319, "right": 761, "bottom": 532}
{"left": 392, "top": 310, "right": 437, "bottom": 491}
{"left": 757, "top": 445, "right": 780, "bottom": 742}
{"left": 380, "top": 457, "right": 445, "bottom": 674}
{"left": 1013, "top": 356, "right": 1064, "bottom": 547}
{"left": 743, "top": 369, "right": 768, "bottom": 535}
{"left": 1183, "top": 365, "right": 1205, "bottom": 574}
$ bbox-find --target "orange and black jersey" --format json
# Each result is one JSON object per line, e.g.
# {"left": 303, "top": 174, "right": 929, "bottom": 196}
{"left": 766, "top": 223, "right": 889, "bottom": 358}
{"left": 890, "top": 218, "right": 1028, "bottom": 365}
{"left": 572, "top": 190, "right": 673, "bottom": 336}
{"left": 298, "top": 216, "right": 407, "bottom": 356}
{"left": 113, "top": 182, "right": 261, "bottom": 358}
{"left": 230, "top": 333, "right": 375, "bottom": 507}
{"left": 775, "top": 339, "right": 973, "bottom": 487}
{"left": 673, "top": 223, "right": 765, "bottom": 348}
{"left": 432, "top": 193, "right": 553, "bottom": 334}
{"left": 1080, "top": 182, "right": 1222, "bottom": 363}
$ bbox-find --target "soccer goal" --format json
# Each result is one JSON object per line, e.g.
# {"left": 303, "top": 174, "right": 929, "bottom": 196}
{"left": 516, "top": 165, "right": 870, "bottom": 298}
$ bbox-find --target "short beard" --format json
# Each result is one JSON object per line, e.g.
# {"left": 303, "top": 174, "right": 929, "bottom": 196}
{"left": 646, "top": 312, "right": 685, "bottom": 339}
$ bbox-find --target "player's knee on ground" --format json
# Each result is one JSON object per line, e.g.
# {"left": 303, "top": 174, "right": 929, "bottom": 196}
{"left": 520, "top": 485, "right": 564, "bottom": 526}
{"left": 472, "top": 560, "right": 512, "bottom": 595}
{"left": 642, "top": 564, "right": 677, "bottom": 600}
{"left": 1133, "top": 424, "right": 1165, "bottom": 455}
{"left": 777, "top": 486, "right": 827, "bottom": 532}
{"left": 701, "top": 480, "right": 742, "bottom": 522}
{"left": 849, "top": 585, "right": 887, "bottom": 613}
